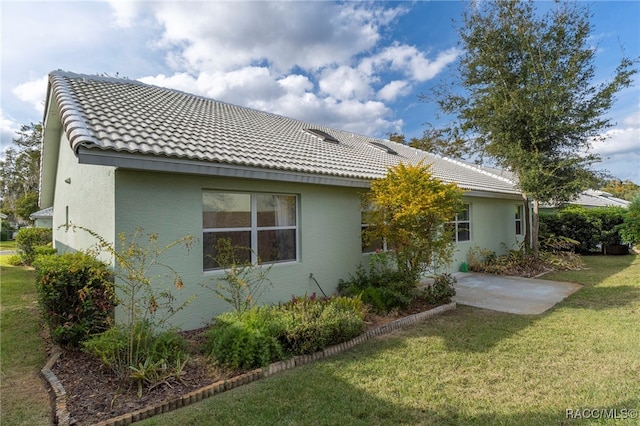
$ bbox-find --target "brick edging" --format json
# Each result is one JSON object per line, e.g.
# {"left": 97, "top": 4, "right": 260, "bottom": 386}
{"left": 42, "top": 301, "right": 456, "bottom": 425}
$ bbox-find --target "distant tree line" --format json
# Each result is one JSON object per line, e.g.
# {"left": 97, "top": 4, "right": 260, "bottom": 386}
{"left": 1, "top": 122, "right": 43, "bottom": 224}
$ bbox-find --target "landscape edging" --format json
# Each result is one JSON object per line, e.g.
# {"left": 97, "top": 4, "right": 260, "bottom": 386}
{"left": 41, "top": 301, "right": 456, "bottom": 426}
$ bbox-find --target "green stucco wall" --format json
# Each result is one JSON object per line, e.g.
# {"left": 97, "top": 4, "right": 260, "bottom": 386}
{"left": 114, "top": 170, "right": 366, "bottom": 330}
{"left": 51, "top": 133, "right": 116, "bottom": 259}
{"left": 448, "top": 196, "right": 525, "bottom": 272}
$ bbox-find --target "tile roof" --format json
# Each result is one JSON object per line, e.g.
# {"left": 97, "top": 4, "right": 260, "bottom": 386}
{"left": 572, "top": 190, "right": 630, "bottom": 208}
{"left": 29, "top": 206, "right": 54, "bottom": 219}
{"left": 45, "top": 70, "right": 520, "bottom": 196}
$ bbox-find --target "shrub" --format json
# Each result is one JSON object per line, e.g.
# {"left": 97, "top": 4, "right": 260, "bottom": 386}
{"left": 539, "top": 206, "right": 627, "bottom": 253}
{"left": 203, "top": 237, "right": 272, "bottom": 317}
{"left": 34, "top": 252, "right": 115, "bottom": 346}
{"left": 83, "top": 321, "right": 187, "bottom": 396}
{"left": 68, "top": 226, "right": 195, "bottom": 393}
{"left": 338, "top": 252, "right": 415, "bottom": 313}
{"left": 203, "top": 309, "right": 283, "bottom": 371}
{"left": 15, "top": 227, "right": 52, "bottom": 265}
{"left": 421, "top": 273, "right": 456, "bottom": 304}
{"left": 204, "top": 294, "right": 367, "bottom": 369}
{"left": 274, "top": 294, "right": 366, "bottom": 355}
{"left": 620, "top": 195, "right": 640, "bottom": 246}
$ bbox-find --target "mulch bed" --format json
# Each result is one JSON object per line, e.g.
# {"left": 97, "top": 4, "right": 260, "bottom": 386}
{"left": 49, "top": 298, "right": 439, "bottom": 425}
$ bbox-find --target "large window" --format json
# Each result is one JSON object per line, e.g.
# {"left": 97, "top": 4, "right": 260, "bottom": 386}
{"left": 203, "top": 192, "right": 297, "bottom": 271}
{"left": 515, "top": 205, "right": 524, "bottom": 235}
{"left": 448, "top": 204, "right": 471, "bottom": 242}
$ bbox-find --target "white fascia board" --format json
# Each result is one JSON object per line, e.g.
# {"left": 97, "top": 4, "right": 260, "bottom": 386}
{"left": 76, "top": 148, "right": 372, "bottom": 188}
{"left": 463, "top": 190, "right": 523, "bottom": 200}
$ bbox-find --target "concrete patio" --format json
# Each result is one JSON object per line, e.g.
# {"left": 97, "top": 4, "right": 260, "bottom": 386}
{"left": 452, "top": 272, "right": 582, "bottom": 315}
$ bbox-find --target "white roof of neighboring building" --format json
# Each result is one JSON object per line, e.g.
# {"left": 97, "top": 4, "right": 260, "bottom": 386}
{"left": 572, "top": 190, "right": 630, "bottom": 208}
{"left": 29, "top": 207, "right": 54, "bottom": 219}
{"left": 42, "top": 70, "right": 521, "bottom": 197}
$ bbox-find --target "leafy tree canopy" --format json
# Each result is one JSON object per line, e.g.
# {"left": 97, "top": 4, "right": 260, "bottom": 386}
{"left": 429, "top": 0, "right": 636, "bottom": 206}
{"left": 600, "top": 179, "right": 640, "bottom": 201}
{"left": 364, "top": 162, "right": 463, "bottom": 279}
{"left": 0, "top": 122, "right": 42, "bottom": 222}
{"left": 425, "top": 0, "right": 637, "bottom": 253}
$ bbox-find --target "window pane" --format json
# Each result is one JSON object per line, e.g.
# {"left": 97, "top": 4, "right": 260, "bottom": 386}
{"left": 516, "top": 221, "right": 522, "bottom": 235}
{"left": 457, "top": 223, "right": 470, "bottom": 241}
{"left": 515, "top": 205, "right": 522, "bottom": 220}
{"left": 203, "top": 231, "right": 251, "bottom": 270}
{"left": 203, "top": 192, "right": 250, "bottom": 228}
{"left": 256, "top": 194, "right": 296, "bottom": 227}
{"left": 457, "top": 205, "right": 469, "bottom": 221}
{"left": 258, "top": 229, "right": 296, "bottom": 263}
{"left": 361, "top": 225, "right": 384, "bottom": 253}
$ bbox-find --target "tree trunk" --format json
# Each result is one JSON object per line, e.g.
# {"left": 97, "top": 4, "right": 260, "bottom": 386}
{"left": 523, "top": 196, "right": 532, "bottom": 250}
{"left": 532, "top": 199, "right": 540, "bottom": 257}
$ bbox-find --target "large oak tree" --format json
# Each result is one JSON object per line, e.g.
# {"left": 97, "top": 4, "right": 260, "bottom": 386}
{"left": 427, "top": 0, "right": 637, "bottom": 253}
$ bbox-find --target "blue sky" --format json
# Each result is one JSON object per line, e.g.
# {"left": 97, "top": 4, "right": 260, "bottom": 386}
{"left": 2, "top": 1, "right": 639, "bottom": 183}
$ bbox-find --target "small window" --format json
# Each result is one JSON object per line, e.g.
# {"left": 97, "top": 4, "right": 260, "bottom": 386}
{"left": 304, "top": 128, "right": 339, "bottom": 144}
{"left": 448, "top": 204, "right": 471, "bottom": 242}
{"left": 203, "top": 192, "right": 298, "bottom": 271}
{"left": 515, "top": 205, "right": 524, "bottom": 235}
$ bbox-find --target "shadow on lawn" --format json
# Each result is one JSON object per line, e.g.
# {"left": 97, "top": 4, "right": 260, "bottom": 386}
{"left": 140, "top": 362, "right": 631, "bottom": 426}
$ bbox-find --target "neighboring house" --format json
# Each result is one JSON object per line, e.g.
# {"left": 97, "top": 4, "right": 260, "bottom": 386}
{"left": 40, "top": 71, "right": 525, "bottom": 330}
{"left": 570, "top": 190, "right": 630, "bottom": 208}
{"left": 29, "top": 207, "right": 54, "bottom": 228}
{"left": 541, "top": 189, "right": 631, "bottom": 211}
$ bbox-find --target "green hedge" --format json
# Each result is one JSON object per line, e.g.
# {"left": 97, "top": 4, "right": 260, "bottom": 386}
{"left": 15, "top": 227, "right": 53, "bottom": 265}
{"left": 34, "top": 252, "right": 115, "bottom": 346}
{"left": 540, "top": 206, "right": 627, "bottom": 253}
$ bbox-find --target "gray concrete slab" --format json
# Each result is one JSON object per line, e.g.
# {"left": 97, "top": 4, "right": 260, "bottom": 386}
{"left": 452, "top": 272, "right": 582, "bottom": 315}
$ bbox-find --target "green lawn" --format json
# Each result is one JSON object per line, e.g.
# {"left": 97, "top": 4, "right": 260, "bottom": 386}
{"left": 0, "top": 240, "right": 16, "bottom": 250}
{"left": 140, "top": 254, "right": 639, "bottom": 425}
{"left": 2, "top": 255, "right": 638, "bottom": 425}
{"left": 0, "top": 255, "right": 51, "bottom": 426}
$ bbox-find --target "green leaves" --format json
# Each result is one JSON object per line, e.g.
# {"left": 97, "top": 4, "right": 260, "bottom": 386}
{"left": 365, "top": 162, "right": 463, "bottom": 278}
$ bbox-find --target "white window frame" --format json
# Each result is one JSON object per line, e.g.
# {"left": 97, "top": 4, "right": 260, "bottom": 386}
{"left": 450, "top": 203, "right": 471, "bottom": 243}
{"left": 515, "top": 204, "right": 524, "bottom": 235}
{"left": 202, "top": 191, "right": 298, "bottom": 271}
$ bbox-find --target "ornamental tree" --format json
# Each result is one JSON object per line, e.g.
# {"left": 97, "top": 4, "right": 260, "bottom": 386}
{"left": 363, "top": 161, "right": 464, "bottom": 281}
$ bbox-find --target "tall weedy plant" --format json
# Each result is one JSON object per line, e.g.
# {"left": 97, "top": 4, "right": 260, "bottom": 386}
{"left": 73, "top": 225, "right": 196, "bottom": 392}
{"left": 203, "top": 238, "right": 273, "bottom": 317}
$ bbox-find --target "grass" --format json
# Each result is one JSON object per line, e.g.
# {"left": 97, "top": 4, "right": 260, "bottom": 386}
{"left": 139, "top": 254, "right": 640, "bottom": 425}
{"left": 0, "top": 255, "right": 51, "bottom": 426}
{"left": 0, "top": 240, "right": 16, "bottom": 250}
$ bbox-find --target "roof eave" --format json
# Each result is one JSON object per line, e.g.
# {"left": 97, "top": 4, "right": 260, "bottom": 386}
{"left": 76, "top": 148, "right": 373, "bottom": 188}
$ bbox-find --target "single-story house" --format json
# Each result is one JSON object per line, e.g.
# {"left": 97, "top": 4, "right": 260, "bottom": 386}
{"left": 40, "top": 70, "right": 525, "bottom": 330}
{"left": 568, "top": 190, "right": 630, "bottom": 208}
{"left": 29, "top": 206, "right": 54, "bottom": 228}
{"left": 541, "top": 189, "right": 630, "bottom": 211}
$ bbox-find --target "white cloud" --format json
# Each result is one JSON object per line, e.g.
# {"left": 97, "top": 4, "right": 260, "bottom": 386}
{"left": 147, "top": 2, "right": 404, "bottom": 74}
{"left": 105, "top": 0, "right": 143, "bottom": 28}
{"left": 377, "top": 80, "right": 411, "bottom": 101}
{"left": 12, "top": 76, "right": 48, "bottom": 113}
{"left": 0, "top": 109, "right": 20, "bottom": 152}
{"left": 319, "top": 66, "right": 373, "bottom": 101}
{"left": 591, "top": 111, "right": 640, "bottom": 157}
{"left": 277, "top": 75, "right": 314, "bottom": 95}
{"left": 361, "top": 44, "right": 460, "bottom": 82}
